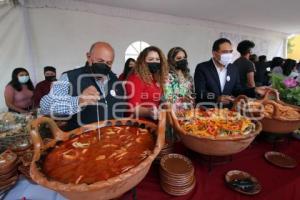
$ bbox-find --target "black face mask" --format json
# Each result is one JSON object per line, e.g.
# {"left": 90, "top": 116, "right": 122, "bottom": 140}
{"left": 175, "top": 59, "right": 188, "bottom": 70}
{"left": 147, "top": 62, "right": 161, "bottom": 74}
{"left": 90, "top": 62, "right": 111, "bottom": 76}
{"left": 45, "top": 76, "right": 56, "bottom": 82}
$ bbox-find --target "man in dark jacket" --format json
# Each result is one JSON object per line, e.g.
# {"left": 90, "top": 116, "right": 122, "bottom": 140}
{"left": 40, "top": 42, "right": 126, "bottom": 130}
{"left": 194, "top": 38, "right": 268, "bottom": 108}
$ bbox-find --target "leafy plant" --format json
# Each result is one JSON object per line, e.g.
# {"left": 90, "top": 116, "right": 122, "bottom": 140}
{"left": 271, "top": 74, "right": 300, "bottom": 106}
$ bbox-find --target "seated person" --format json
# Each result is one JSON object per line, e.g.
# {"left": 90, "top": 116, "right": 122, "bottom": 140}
{"left": 33, "top": 66, "right": 57, "bottom": 107}
{"left": 40, "top": 42, "right": 125, "bottom": 130}
{"left": 4, "top": 68, "right": 34, "bottom": 113}
{"left": 194, "top": 38, "right": 268, "bottom": 107}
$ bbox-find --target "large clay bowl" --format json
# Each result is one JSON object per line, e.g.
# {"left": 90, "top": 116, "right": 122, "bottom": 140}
{"left": 29, "top": 113, "right": 166, "bottom": 200}
{"left": 261, "top": 117, "right": 300, "bottom": 134}
{"left": 233, "top": 91, "right": 300, "bottom": 134}
{"left": 169, "top": 109, "right": 262, "bottom": 156}
{"left": 261, "top": 99, "right": 300, "bottom": 134}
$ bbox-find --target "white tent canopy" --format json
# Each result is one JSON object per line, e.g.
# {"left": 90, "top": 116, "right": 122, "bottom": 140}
{"left": 79, "top": 0, "right": 300, "bottom": 34}
{"left": 0, "top": 0, "right": 292, "bottom": 110}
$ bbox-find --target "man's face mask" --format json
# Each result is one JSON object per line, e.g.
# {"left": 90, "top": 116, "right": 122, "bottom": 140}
{"left": 147, "top": 62, "right": 161, "bottom": 74}
{"left": 45, "top": 76, "right": 56, "bottom": 82}
{"left": 219, "top": 53, "right": 233, "bottom": 66}
{"left": 90, "top": 62, "right": 111, "bottom": 77}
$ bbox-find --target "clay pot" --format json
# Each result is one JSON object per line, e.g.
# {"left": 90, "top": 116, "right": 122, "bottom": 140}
{"left": 29, "top": 112, "right": 166, "bottom": 200}
{"left": 234, "top": 90, "right": 300, "bottom": 134}
{"left": 168, "top": 108, "right": 262, "bottom": 156}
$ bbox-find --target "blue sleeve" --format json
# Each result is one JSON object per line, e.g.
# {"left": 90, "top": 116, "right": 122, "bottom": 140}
{"left": 40, "top": 73, "right": 80, "bottom": 117}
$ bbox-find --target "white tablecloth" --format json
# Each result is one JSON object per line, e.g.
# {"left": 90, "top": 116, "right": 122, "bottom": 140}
{"left": 4, "top": 177, "right": 66, "bottom": 200}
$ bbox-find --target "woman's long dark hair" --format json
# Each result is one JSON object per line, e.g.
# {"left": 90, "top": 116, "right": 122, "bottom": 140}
{"left": 8, "top": 68, "right": 34, "bottom": 92}
{"left": 283, "top": 59, "right": 296, "bottom": 76}
{"left": 167, "top": 47, "right": 190, "bottom": 78}
{"left": 122, "top": 58, "right": 135, "bottom": 79}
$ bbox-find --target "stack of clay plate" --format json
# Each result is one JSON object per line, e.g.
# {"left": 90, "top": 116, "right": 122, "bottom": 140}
{"left": 19, "top": 150, "right": 34, "bottom": 182}
{"left": 156, "top": 142, "right": 174, "bottom": 161}
{"left": 10, "top": 139, "right": 32, "bottom": 157}
{"left": 160, "top": 154, "right": 195, "bottom": 196}
{"left": 0, "top": 149, "right": 18, "bottom": 194}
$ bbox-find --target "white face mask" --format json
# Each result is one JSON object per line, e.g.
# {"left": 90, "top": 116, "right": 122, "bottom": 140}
{"left": 220, "top": 53, "right": 233, "bottom": 66}
{"left": 18, "top": 75, "right": 29, "bottom": 84}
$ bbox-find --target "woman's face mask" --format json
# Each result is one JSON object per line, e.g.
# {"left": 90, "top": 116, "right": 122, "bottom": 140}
{"left": 174, "top": 50, "right": 188, "bottom": 70}
{"left": 175, "top": 59, "right": 188, "bottom": 70}
{"left": 145, "top": 51, "right": 161, "bottom": 74}
{"left": 147, "top": 62, "right": 161, "bottom": 74}
{"left": 18, "top": 75, "right": 29, "bottom": 84}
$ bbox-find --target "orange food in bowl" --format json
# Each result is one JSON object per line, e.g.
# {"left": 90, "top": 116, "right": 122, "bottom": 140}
{"left": 43, "top": 126, "right": 155, "bottom": 184}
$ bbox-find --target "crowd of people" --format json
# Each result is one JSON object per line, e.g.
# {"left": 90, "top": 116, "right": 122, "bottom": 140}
{"left": 4, "top": 38, "right": 300, "bottom": 133}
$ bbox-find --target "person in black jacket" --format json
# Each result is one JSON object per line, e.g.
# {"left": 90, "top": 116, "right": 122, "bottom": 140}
{"left": 255, "top": 55, "right": 271, "bottom": 86}
{"left": 194, "top": 38, "right": 269, "bottom": 108}
{"left": 40, "top": 42, "right": 126, "bottom": 130}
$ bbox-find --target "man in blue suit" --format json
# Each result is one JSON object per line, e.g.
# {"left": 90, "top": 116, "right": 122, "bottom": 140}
{"left": 194, "top": 38, "right": 268, "bottom": 107}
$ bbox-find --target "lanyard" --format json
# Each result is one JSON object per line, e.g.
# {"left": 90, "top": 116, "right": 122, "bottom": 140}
{"left": 96, "top": 79, "right": 108, "bottom": 106}
{"left": 96, "top": 100, "right": 101, "bottom": 141}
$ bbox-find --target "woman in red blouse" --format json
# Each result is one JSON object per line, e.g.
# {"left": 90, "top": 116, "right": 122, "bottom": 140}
{"left": 125, "top": 46, "right": 168, "bottom": 119}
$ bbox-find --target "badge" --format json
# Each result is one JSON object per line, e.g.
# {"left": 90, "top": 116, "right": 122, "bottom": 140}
{"left": 226, "top": 75, "right": 231, "bottom": 82}
{"left": 110, "top": 90, "right": 116, "bottom": 97}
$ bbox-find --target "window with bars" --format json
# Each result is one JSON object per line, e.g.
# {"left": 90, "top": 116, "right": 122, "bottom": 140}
{"left": 125, "top": 41, "right": 150, "bottom": 61}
